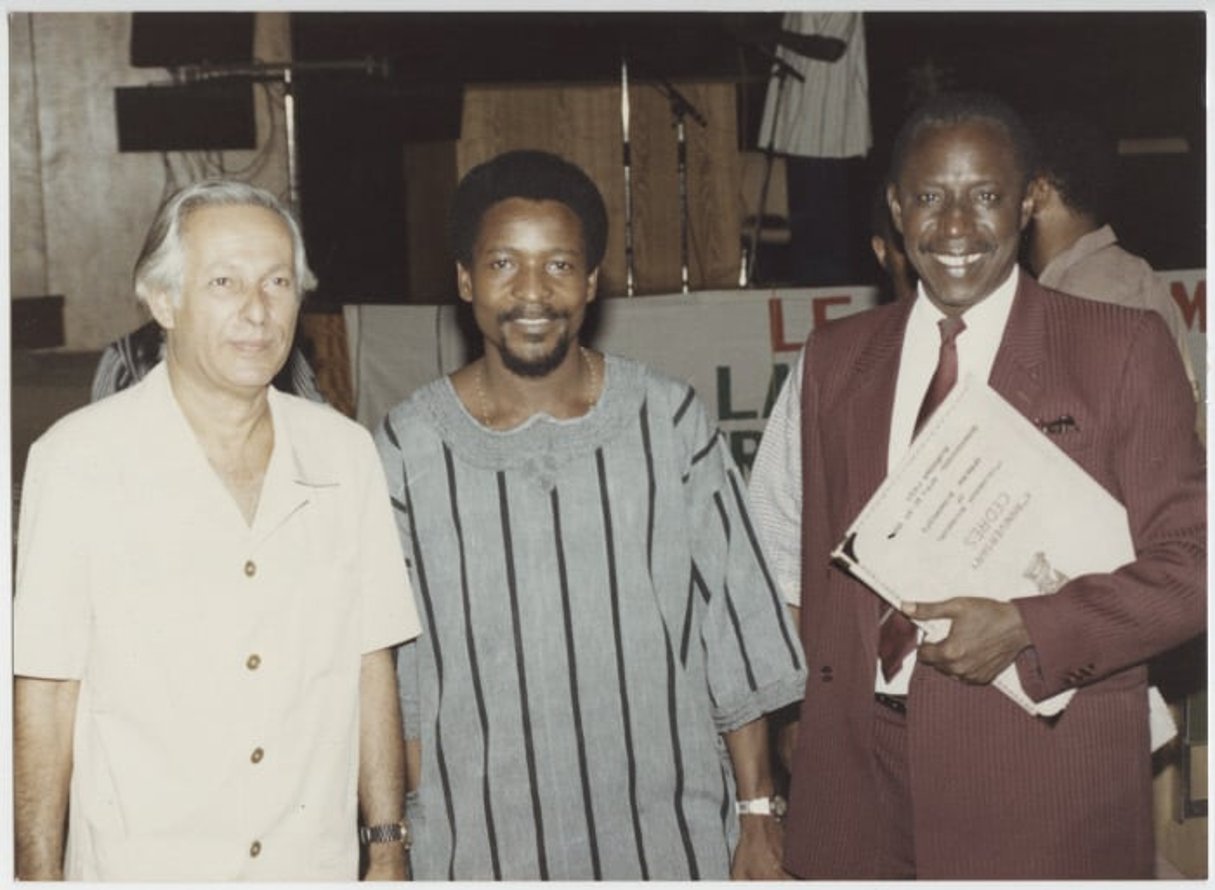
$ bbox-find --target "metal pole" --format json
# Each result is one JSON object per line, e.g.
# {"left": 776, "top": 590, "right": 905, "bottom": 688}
{"left": 675, "top": 115, "right": 689, "bottom": 293}
{"left": 747, "top": 65, "right": 789, "bottom": 287}
{"left": 620, "top": 56, "right": 636, "bottom": 297}
{"left": 283, "top": 67, "right": 299, "bottom": 211}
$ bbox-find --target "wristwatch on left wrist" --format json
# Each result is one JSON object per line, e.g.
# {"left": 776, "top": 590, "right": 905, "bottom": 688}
{"left": 735, "top": 794, "right": 787, "bottom": 820}
{"left": 359, "top": 820, "right": 411, "bottom": 848}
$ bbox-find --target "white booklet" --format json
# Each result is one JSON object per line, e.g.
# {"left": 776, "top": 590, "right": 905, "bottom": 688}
{"left": 832, "top": 376, "right": 1138, "bottom": 719}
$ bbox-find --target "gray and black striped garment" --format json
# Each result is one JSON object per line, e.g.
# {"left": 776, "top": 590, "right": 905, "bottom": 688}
{"left": 375, "top": 354, "right": 807, "bottom": 881}
{"left": 89, "top": 320, "right": 325, "bottom": 404}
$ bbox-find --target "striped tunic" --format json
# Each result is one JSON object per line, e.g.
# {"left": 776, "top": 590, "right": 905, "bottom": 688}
{"left": 375, "top": 355, "right": 806, "bottom": 880}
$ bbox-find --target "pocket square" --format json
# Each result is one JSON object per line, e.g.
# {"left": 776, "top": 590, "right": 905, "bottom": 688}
{"left": 1036, "top": 414, "right": 1078, "bottom": 434}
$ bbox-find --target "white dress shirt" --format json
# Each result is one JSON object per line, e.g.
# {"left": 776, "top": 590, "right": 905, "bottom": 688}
{"left": 749, "top": 268, "right": 1021, "bottom": 694}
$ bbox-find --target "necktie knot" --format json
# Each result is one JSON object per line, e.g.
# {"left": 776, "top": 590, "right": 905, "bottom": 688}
{"left": 939, "top": 314, "right": 967, "bottom": 344}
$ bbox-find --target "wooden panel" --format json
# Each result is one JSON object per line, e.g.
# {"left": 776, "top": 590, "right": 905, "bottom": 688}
{"left": 456, "top": 81, "right": 741, "bottom": 296}
{"left": 298, "top": 311, "right": 354, "bottom": 418}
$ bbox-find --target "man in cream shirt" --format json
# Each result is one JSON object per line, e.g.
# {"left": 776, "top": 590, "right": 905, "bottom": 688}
{"left": 14, "top": 180, "right": 420, "bottom": 881}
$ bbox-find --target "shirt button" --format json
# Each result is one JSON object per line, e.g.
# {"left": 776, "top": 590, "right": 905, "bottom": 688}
{"left": 244, "top": 560, "right": 257, "bottom": 578}
{"left": 250, "top": 840, "right": 262, "bottom": 857}
{"left": 246, "top": 654, "right": 261, "bottom": 671}
{"left": 251, "top": 747, "right": 265, "bottom": 764}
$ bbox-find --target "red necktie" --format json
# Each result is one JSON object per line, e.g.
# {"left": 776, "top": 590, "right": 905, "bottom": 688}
{"left": 878, "top": 315, "right": 967, "bottom": 682}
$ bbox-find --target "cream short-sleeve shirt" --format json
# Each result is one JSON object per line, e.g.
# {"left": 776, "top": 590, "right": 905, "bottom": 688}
{"left": 15, "top": 362, "right": 420, "bottom": 881}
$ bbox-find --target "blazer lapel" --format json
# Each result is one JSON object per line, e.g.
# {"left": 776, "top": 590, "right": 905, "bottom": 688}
{"left": 989, "top": 273, "right": 1047, "bottom": 418}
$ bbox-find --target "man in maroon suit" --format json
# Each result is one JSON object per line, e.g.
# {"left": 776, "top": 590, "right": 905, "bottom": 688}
{"left": 749, "top": 92, "right": 1206, "bottom": 878}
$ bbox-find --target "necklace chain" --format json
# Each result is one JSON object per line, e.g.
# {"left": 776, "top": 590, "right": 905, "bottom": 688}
{"left": 474, "top": 346, "right": 597, "bottom": 429}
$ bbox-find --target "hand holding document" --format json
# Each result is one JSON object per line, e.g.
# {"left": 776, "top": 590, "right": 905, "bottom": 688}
{"left": 832, "top": 376, "right": 1135, "bottom": 719}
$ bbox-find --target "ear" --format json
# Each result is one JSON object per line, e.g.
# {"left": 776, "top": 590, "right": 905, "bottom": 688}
{"left": 870, "top": 235, "right": 890, "bottom": 272}
{"left": 146, "top": 289, "right": 177, "bottom": 331}
{"left": 456, "top": 263, "right": 473, "bottom": 304}
{"left": 585, "top": 267, "right": 600, "bottom": 304}
{"left": 886, "top": 184, "right": 905, "bottom": 236}
{"left": 1026, "top": 176, "right": 1051, "bottom": 221}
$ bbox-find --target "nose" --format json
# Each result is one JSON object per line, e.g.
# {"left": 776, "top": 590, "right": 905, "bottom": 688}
{"left": 512, "top": 262, "right": 551, "bottom": 302}
{"left": 240, "top": 285, "right": 270, "bottom": 324}
{"left": 941, "top": 195, "right": 975, "bottom": 238}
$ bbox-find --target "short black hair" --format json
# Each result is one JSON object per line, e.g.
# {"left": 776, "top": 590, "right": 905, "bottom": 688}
{"left": 889, "top": 91, "right": 1036, "bottom": 189}
{"left": 448, "top": 149, "right": 609, "bottom": 270}
{"left": 1027, "top": 110, "right": 1115, "bottom": 224}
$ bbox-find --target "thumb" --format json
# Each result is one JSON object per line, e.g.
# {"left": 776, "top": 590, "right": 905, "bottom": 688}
{"left": 902, "top": 600, "right": 946, "bottom": 619}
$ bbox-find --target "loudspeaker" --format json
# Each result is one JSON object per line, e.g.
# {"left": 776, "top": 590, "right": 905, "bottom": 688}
{"left": 115, "top": 83, "right": 257, "bottom": 153}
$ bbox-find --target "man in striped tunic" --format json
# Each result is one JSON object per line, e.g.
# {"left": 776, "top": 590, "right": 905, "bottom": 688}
{"left": 375, "top": 150, "right": 806, "bottom": 879}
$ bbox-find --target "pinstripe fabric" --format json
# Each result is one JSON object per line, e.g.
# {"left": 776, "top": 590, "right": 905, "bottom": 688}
{"left": 782, "top": 274, "right": 1206, "bottom": 879}
{"left": 376, "top": 355, "right": 806, "bottom": 880}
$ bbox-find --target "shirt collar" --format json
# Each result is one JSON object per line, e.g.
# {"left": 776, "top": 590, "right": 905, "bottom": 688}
{"left": 144, "top": 360, "right": 338, "bottom": 490}
{"left": 911, "top": 262, "right": 1020, "bottom": 338}
{"left": 1038, "top": 223, "right": 1118, "bottom": 286}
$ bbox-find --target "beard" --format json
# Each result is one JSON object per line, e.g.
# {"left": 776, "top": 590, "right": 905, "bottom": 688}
{"left": 499, "top": 329, "right": 574, "bottom": 378}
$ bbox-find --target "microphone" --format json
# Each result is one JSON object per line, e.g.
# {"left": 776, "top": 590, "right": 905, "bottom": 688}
{"left": 773, "top": 31, "right": 847, "bottom": 63}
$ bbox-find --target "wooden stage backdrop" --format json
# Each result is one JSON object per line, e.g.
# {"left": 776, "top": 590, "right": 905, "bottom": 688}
{"left": 456, "top": 81, "right": 743, "bottom": 297}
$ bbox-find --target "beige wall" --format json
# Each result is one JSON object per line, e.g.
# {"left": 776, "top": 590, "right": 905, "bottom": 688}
{"left": 9, "top": 12, "right": 291, "bottom": 350}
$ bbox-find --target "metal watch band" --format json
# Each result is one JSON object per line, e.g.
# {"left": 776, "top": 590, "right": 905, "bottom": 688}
{"left": 735, "top": 794, "right": 787, "bottom": 818}
{"left": 358, "top": 820, "right": 411, "bottom": 846}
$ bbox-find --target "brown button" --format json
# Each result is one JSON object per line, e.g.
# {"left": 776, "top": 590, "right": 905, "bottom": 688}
{"left": 249, "top": 840, "right": 262, "bottom": 857}
{"left": 244, "top": 560, "right": 257, "bottom": 578}
{"left": 251, "top": 747, "right": 264, "bottom": 764}
{"left": 246, "top": 654, "right": 261, "bottom": 671}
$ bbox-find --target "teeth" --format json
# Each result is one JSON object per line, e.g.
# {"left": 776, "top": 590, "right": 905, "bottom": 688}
{"left": 935, "top": 253, "right": 982, "bottom": 267}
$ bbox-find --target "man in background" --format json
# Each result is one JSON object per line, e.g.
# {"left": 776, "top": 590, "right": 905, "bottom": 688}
{"left": 1026, "top": 110, "right": 1200, "bottom": 412}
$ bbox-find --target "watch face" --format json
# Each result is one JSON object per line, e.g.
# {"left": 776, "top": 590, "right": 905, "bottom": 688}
{"left": 771, "top": 795, "right": 788, "bottom": 818}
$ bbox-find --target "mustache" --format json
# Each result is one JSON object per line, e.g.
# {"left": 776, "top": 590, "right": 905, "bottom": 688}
{"left": 497, "top": 307, "right": 569, "bottom": 324}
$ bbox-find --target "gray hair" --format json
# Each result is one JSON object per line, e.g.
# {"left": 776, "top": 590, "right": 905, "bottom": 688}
{"left": 133, "top": 179, "right": 317, "bottom": 305}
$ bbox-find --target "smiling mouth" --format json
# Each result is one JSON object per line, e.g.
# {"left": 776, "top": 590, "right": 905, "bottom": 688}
{"left": 933, "top": 252, "right": 984, "bottom": 268}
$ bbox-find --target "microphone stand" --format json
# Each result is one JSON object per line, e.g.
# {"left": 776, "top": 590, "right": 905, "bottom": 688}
{"left": 747, "top": 51, "right": 804, "bottom": 287}
{"left": 653, "top": 77, "right": 707, "bottom": 294}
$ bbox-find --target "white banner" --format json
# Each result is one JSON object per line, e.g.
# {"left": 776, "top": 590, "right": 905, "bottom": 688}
{"left": 346, "top": 271, "right": 1206, "bottom": 475}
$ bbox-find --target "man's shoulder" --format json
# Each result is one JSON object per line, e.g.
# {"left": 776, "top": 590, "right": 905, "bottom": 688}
{"left": 375, "top": 377, "right": 454, "bottom": 456}
{"left": 380, "top": 376, "right": 450, "bottom": 428}
{"left": 605, "top": 354, "right": 717, "bottom": 435}
{"left": 815, "top": 299, "right": 906, "bottom": 342}
{"left": 802, "top": 299, "right": 907, "bottom": 375}
{"left": 34, "top": 372, "right": 152, "bottom": 459}
{"left": 1032, "top": 276, "right": 1157, "bottom": 328}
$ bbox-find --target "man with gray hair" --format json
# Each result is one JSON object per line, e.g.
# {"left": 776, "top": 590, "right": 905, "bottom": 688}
{"left": 14, "top": 179, "right": 420, "bottom": 881}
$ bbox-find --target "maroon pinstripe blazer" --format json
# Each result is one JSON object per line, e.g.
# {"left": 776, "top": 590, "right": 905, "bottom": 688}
{"left": 782, "top": 272, "right": 1206, "bottom": 879}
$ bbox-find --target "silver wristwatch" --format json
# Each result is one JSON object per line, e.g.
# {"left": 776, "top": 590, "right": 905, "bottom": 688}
{"left": 358, "top": 820, "right": 411, "bottom": 847}
{"left": 735, "top": 794, "right": 788, "bottom": 819}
